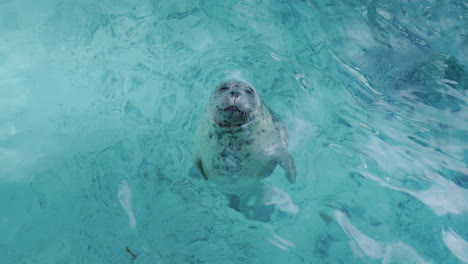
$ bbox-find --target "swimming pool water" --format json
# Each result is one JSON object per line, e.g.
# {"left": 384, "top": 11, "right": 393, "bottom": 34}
{"left": 1, "top": 0, "right": 467, "bottom": 263}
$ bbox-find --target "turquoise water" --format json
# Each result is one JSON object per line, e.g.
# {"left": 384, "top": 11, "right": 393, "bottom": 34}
{"left": 1, "top": 0, "right": 467, "bottom": 263}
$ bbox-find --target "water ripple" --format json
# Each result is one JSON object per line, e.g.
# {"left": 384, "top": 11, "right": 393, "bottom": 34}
{"left": 442, "top": 228, "right": 468, "bottom": 263}
{"left": 1, "top": 0, "right": 467, "bottom": 263}
{"left": 335, "top": 210, "right": 431, "bottom": 263}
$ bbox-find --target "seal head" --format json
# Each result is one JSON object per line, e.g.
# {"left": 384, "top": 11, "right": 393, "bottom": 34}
{"left": 209, "top": 81, "right": 260, "bottom": 128}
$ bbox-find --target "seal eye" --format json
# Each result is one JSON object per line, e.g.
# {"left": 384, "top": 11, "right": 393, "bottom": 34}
{"left": 245, "top": 88, "right": 253, "bottom": 95}
{"left": 219, "top": 86, "right": 229, "bottom": 91}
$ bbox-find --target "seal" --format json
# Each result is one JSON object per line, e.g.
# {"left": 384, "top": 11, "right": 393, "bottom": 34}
{"left": 193, "top": 80, "right": 296, "bottom": 196}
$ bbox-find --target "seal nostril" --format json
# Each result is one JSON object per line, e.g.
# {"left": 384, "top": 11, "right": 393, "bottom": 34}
{"left": 231, "top": 91, "right": 241, "bottom": 97}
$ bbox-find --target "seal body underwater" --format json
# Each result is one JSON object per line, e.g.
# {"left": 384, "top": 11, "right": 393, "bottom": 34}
{"left": 193, "top": 80, "right": 296, "bottom": 197}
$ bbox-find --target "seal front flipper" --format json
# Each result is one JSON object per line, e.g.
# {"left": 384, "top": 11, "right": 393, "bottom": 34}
{"left": 279, "top": 152, "right": 296, "bottom": 184}
{"left": 194, "top": 156, "right": 208, "bottom": 180}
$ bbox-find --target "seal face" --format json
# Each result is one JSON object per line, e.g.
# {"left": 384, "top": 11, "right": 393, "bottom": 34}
{"left": 209, "top": 81, "right": 260, "bottom": 128}
{"left": 193, "top": 81, "right": 296, "bottom": 195}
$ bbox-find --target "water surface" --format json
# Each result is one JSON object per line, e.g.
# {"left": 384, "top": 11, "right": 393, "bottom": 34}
{"left": 0, "top": 0, "right": 467, "bottom": 263}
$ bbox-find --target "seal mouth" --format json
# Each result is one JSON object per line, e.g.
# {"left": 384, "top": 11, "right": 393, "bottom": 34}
{"left": 224, "top": 106, "right": 241, "bottom": 113}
